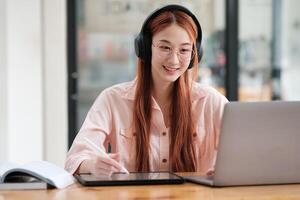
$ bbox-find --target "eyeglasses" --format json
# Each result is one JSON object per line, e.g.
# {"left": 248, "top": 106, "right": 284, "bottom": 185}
{"left": 152, "top": 43, "right": 195, "bottom": 62}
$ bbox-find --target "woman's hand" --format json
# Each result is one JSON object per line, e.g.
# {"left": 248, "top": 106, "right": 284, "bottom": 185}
{"left": 206, "top": 170, "right": 214, "bottom": 177}
{"left": 79, "top": 153, "right": 124, "bottom": 176}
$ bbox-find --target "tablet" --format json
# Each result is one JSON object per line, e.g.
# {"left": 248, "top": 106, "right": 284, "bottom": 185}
{"left": 75, "top": 172, "right": 184, "bottom": 186}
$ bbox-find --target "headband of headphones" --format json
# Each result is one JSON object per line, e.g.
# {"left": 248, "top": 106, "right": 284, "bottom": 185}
{"left": 134, "top": 4, "right": 203, "bottom": 69}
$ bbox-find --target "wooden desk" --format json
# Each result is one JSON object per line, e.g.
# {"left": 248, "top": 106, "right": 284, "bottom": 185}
{"left": 1, "top": 174, "right": 300, "bottom": 200}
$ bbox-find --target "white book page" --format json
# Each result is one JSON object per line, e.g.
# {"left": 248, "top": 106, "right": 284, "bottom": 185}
{"left": 0, "top": 162, "right": 19, "bottom": 178}
{"left": 21, "top": 161, "right": 75, "bottom": 188}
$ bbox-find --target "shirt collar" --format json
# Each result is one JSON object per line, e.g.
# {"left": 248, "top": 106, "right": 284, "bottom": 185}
{"left": 121, "top": 80, "right": 161, "bottom": 110}
{"left": 122, "top": 79, "right": 137, "bottom": 101}
{"left": 191, "top": 82, "right": 207, "bottom": 102}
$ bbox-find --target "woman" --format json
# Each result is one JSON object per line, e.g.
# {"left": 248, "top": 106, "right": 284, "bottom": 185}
{"left": 65, "top": 4, "right": 228, "bottom": 176}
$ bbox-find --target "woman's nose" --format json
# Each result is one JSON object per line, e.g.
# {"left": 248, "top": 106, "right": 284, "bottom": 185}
{"left": 167, "top": 50, "right": 180, "bottom": 64}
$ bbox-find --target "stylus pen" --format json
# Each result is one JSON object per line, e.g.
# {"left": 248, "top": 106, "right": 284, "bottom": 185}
{"left": 84, "top": 137, "right": 129, "bottom": 174}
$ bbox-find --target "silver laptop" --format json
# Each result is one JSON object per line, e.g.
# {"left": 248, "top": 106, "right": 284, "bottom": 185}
{"left": 185, "top": 101, "right": 300, "bottom": 186}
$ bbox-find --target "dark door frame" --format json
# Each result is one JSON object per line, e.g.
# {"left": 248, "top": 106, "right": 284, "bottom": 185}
{"left": 67, "top": 0, "right": 78, "bottom": 148}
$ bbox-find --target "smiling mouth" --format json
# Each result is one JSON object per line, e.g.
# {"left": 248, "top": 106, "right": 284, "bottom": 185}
{"left": 163, "top": 65, "right": 179, "bottom": 72}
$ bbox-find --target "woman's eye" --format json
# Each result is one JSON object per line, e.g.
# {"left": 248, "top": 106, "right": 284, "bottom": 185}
{"left": 180, "top": 48, "right": 192, "bottom": 54}
{"left": 159, "top": 46, "right": 171, "bottom": 51}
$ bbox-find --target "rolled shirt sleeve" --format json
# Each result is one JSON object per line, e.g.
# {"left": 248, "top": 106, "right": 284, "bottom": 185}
{"left": 65, "top": 89, "right": 112, "bottom": 174}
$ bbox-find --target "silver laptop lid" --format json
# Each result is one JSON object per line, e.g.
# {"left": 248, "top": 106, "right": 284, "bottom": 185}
{"left": 214, "top": 101, "right": 300, "bottom": 186}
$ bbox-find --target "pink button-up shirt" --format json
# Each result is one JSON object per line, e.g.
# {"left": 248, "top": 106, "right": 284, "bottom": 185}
{"left": 65, "top": 80, "right": 228, "bottom": 175}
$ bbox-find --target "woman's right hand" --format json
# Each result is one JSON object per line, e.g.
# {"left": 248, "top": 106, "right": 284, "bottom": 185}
{"left": 79, "top": 153, "right": 124, "bottom": 176}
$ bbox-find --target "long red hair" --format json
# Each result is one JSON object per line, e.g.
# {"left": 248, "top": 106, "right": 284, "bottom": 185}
{"left": 133, "top": 11, "right": 199, "bottom": 172}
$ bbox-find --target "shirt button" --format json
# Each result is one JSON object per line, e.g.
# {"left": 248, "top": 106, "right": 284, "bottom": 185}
{"left": 162, "top": 132, "right": 166, "bottom": 136}
{"left": 162, "top": 159, "right": 167, "bottom": 163}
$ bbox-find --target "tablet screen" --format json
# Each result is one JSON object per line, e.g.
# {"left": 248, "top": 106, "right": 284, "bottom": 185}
{"left": 75, "top": 172, "right": 184, "bottom": 186}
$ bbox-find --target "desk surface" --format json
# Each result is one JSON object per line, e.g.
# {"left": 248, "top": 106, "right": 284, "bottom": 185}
{"left": 1, "top": 173, "right": 300, "bottom": 200}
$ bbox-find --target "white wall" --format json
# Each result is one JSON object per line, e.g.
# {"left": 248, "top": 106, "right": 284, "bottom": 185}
{"left": 6, "top": 0, "right": 43, "bottom": 163}
{"left": 0, "top": 0, "right": 8, "bottom": 161}
{"left": 0, "top": 0, "right": 67, "bottom": 167}
{"left": 43, "top": 0, "right": 68, "bottom": 167}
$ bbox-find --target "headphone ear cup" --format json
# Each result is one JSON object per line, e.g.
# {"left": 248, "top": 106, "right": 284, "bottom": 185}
{"left": 134, "top": 34, "right": 144, "bottom": 60}
{"left": 188, "top": 45, "right": 203, "bottom": 69}
{"left": 135, "top": 33, "right": 153, "bottom": 62}
{"left": 198, "top": 45, "right": 203, "bottom": 61}
{"left": 188, "top": 58, "right": 194, "bottom": 69}
{"left": 195, "top": 39, "right": 202, "bottom": 61}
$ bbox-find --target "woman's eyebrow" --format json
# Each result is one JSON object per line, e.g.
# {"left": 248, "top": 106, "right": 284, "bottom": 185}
{"left": 157, "top": 39, "right": 192, "bottom": 46}
{"left": 181, "top": 43, "right": 192, "bottom": 46}
{"left": 158, "top": 39, "right": 171, "bottom": 44}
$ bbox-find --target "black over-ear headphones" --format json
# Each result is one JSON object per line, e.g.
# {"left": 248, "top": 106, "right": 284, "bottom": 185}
{"left": 134, "top": 4, "right": 203, "bottom": 69}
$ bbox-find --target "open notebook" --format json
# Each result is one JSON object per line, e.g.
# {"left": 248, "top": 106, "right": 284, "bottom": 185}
{"left": 0, "top": 161, "right": 75, "bottom": 190}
